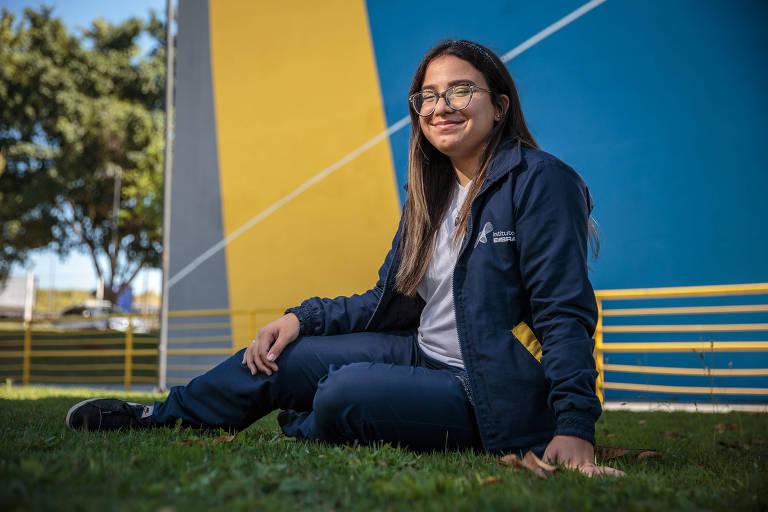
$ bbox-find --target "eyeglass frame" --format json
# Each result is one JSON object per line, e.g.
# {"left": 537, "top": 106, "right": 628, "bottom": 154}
{"left": 409, "top": 84, "right": 494, "bottom": 117}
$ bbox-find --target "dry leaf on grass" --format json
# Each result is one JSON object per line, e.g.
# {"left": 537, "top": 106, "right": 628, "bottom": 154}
{"left": 714, "top": 423, "right": 739, "bottom": 434}
{"left": 499, "top": 453, "right": 525, "bottom": 471}
{"left": 498, "top": 452, "right": 557, "bottom": 479}
{"left": 595, "top": 446, "right": 630, "bottom": 461}
{"left": 662, "top": 431, "right": 680, "bottom": 437}
{"left": 595, "top": 446, "right": 661, "bottom": 462}
{"left": 480, "top": 476, "right": 502, "bottom": 485}
{"left": 718, "top": 441, "right": 750, "bottom": 451}
{"left": 174, "top": 438, "right": 204, "bottom": 446}
{"left": 605, "top": 433, "right": 616, "bottom": 438}
{"left": 522, "top": 451, "right": 558, "bottom": 478}
{"left": 637, "top": 419, "right": 647, "bottom": 425}
{"left": 634, "top": 450, "right": 662, "bottom": 460}
{"left": 173, "top": 433, "right": 237, "bottom": 446}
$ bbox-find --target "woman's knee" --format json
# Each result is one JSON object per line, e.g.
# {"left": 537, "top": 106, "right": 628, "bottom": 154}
{"left": 311, "top": 363, "right": 376, "bottom": 441}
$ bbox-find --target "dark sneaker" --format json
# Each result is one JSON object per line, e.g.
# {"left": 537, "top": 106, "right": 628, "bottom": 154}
{"left": 66, "top": 398, "right": 153, "bottom": 431}
{"left": 277, "top": 409, "right": 298, "bottom": 428}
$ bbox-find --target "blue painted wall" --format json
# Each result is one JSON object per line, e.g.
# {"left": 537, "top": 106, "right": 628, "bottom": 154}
{"left": 366, "top": 0, "right": 768, "bottom": 290}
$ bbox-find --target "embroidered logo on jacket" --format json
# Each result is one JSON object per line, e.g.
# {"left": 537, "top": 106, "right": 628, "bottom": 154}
{"left": 474, "top": 222, "right": 494, "bottom": 247}
{"left": 474, "top": 221, "right": 516, "bottom": 247}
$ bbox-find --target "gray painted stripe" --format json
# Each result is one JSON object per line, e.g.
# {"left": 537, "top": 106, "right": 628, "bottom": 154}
{"left": 169, "top": 0, "right": 232, "bottom": 377}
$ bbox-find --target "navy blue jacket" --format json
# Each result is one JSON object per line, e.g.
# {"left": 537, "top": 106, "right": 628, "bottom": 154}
{"left": 287, "top": 139, "right": 601, "bottom": 453}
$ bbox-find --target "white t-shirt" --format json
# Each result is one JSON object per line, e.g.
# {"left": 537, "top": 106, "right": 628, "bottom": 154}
{"left": 416, "top": 179, "right": 472, "bottom": 369}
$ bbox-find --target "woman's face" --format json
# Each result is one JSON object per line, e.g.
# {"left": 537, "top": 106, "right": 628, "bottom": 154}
{"left": 418, "top": 54, "right": 502, "bottom": 166}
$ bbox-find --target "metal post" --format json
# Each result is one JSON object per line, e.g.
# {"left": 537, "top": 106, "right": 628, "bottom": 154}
{"left": 124, "top": 317, "right": 134, "bottom": 391}
{"left": 22, "top": 271, "right": 34, "bottom": 385}
{"left": 22, "top": 320, "right": 32, "bottom": 386}
{"left": 158, "top": 0, "right": 175, "bottom": 392}
{"left": 595, "top": 297, "right": 604, "bottom": 404}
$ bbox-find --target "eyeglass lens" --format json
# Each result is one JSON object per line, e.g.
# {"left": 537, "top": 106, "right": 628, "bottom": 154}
{"left": 412, "top": 86, "right": 474, "bottom": 116}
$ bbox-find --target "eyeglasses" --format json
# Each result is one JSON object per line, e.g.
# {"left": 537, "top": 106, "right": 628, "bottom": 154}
{"left": 409, "top": 84, "right": 493, "bottom": 117}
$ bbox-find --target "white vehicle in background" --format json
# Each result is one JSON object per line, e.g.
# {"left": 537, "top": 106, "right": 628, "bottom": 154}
{"left": 59, "top": 301, "right": 150, "bottom": 333}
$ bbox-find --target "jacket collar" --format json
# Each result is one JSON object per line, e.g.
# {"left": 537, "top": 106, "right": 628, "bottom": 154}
{"left": 480, "top": 138, "right": 523, "bottom": 194}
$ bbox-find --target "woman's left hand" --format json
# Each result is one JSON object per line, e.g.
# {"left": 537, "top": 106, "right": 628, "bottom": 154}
{"left": 542, "top": 435, "right": 626, "bottom": 477}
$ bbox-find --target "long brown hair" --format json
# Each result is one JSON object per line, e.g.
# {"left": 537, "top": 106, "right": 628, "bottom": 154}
{"left": 395, "top": 40, "right": 538, "bottom": 296}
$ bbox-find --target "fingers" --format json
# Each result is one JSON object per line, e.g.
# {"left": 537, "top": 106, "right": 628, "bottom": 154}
{"left": 241, "top": 336, "right": 274, "bottom": 376}
{"left": 541, "top": 447, "right": 625, "bottom": 478}
{"left": 542, "top": 448, "right": 556, "bottom": 465}
{"left": 242, "top": 342, "right": 256, "bottom": 374}
{"left": 254, "top": 333, "right": 276, "bottom": 375}
{"left": 242, "top": 315, "right": 301, "bottom": 377}
{"left": 577, "top": 462, "right": 626, "bottom": 478}
{"left": 266, "top": 332, "right": 292, "bottom": 365}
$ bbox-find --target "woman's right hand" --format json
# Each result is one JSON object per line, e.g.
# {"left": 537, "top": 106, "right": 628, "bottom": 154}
{"left": 242, "top": 313, "right": 300, "bottom": 376}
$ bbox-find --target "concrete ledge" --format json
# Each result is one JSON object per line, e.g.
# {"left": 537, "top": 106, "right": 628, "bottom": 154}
{"left": 603, "top": 401, "right": 768, "bottom": 413}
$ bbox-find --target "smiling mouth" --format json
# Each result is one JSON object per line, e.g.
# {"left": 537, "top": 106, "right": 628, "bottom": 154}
{"left": 432, "top": 120, "right": 464, "bottom": 130}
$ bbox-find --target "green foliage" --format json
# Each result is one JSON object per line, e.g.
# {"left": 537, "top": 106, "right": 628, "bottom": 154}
{"left": 0, "top": 6, "right": 168, "bottom": 300}
{"left": 0, "top": 385, "right": 766, "bottom": 511}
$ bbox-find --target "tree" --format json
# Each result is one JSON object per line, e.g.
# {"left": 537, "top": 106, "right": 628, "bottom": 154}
{"left": 0, "top": 6, "right": 169, "bottom": 303}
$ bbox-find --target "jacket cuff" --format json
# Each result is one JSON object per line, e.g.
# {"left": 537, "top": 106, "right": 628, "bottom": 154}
{"left": 554, "top": 411, "right": 596, "bottom": 445}
{"left": 284, "top": 305, "right": 315, "bottom": 336}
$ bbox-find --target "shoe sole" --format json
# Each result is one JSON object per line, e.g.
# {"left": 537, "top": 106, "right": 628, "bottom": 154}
{"left": 65, "top": 397, "right": 107, "bottom": 428}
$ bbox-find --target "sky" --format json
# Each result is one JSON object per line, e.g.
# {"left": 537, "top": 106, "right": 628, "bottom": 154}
{"left": 4, "top": 0, "right": 173, "bottom": 294}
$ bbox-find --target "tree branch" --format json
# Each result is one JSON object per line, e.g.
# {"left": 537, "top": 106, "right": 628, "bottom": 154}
{"left": 58, "top": 201, "right": 103, "bottom": 280}
{"left": 116, "top": 256, "right": 148, "bottom": 298}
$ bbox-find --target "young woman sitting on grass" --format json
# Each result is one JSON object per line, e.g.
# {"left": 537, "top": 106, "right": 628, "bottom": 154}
{"left": 66, "top": 39, "right": 623, "bottom": 477}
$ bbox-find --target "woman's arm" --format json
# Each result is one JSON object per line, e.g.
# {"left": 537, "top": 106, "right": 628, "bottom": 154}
{"left": 514, "top": 158, "right": 602, "bottom": 445}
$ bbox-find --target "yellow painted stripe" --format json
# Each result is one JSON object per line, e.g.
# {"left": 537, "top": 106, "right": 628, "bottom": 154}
{"left": 596, "top": 283, "right": 768, "bottom": 299}
{"left": 19, "top": 338, "right": 157, "bottom": 347}
{"left": 597, "top": 341, "right": 768, "bottom": 352}
{"left": 603, "top": 382, "right": 768, "bottom": 395}
{"left": 209, "top": 1, "right": 400, "bottom": 349}
{"left": 602, "top": 364, "right": 768, "bottom": 376}
{"left": 0, "top": 348, "right": 234, "bottom": 358}
{"left": 603, "top": 305, "right": 768, "bottom": 316}
{"left": 602, "top": 323, "right": 768, "bottom": 333}
{"left": 26, "top": 375, "right": 157, "bottom": 383}
{"left": 28, "top": 363, "right": 157, "bottom": 371}
{"left": 0, "top": 349, "right": 158, "bottom": 358}
{"left": 52, "top": 316, "right": 145, "bottom": 323}
{"left": 511, "top": 322, "right": 542, "bottom": 362}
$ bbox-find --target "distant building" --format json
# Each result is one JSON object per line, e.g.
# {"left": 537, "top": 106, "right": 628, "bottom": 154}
{"left": 0, "top": 274, "right": 36, "bottom": 319}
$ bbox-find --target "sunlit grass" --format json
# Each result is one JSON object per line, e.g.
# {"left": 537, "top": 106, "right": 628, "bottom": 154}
{"left": 1, "top": 384, "right": 766, "bottom": 511}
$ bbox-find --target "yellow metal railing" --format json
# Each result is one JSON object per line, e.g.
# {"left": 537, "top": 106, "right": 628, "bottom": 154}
{"left": 0, "top": 313, "right": 159, "bottom": 391}
{"left": 0, "top": 308, "right": 284, "bottom": 389}
{"left": 2, "top": 283, "right": 766, "bottom": 402}
{"left": 594, "top": 282, "right": 768, "bottom": 403}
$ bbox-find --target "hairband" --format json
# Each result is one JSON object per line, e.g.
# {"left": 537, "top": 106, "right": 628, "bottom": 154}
{"left": 454, "top": 40, "right": 498, "bottom": 69}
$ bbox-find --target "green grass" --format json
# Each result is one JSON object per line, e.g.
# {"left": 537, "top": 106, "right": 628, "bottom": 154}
{"left": 0, "top": 385, "right": 766, "bottom": 511}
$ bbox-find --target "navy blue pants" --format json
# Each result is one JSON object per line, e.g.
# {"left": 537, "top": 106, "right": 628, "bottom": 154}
{"left": 152, "top": 329, "right": 483, "bottom": 451}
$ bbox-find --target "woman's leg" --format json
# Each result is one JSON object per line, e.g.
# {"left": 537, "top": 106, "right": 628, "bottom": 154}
{"left": 279, "top": 362, "right": 482, "bottom": 452}
{"left": 150, "top": 329, "right": 419, "bottom": 431}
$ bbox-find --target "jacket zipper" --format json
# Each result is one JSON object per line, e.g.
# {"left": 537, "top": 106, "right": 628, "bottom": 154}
{"left": 364, "top": 252, "right": 394, "bottom": 331}
{"left": 451, "top": 209, "right": 473, "bottom": 404}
